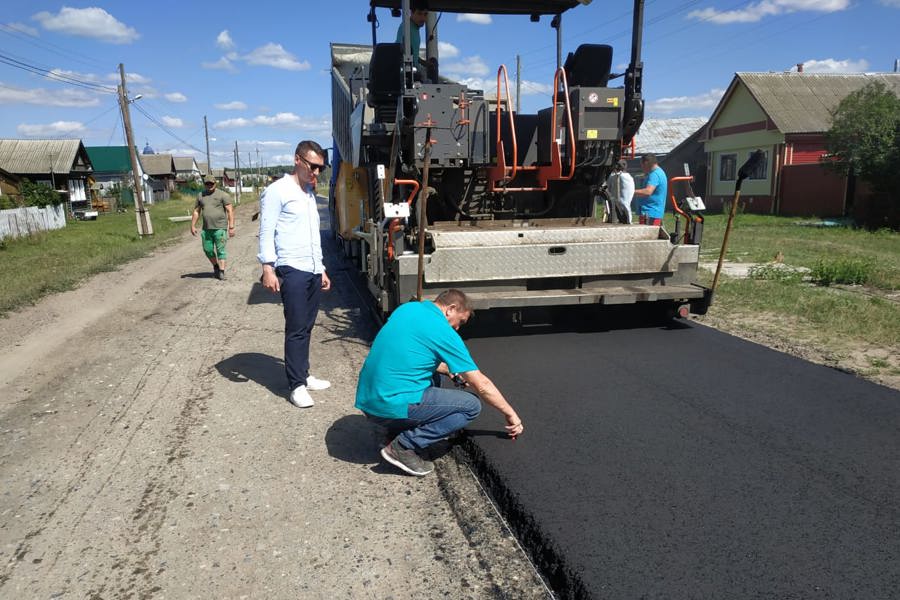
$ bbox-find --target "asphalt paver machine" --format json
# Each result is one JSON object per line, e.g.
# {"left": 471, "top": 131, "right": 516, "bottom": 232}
{"left": 330, "top": 0, "right": 712, "bottom": 318}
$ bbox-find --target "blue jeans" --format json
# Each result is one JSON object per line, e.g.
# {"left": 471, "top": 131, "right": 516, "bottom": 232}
{"left": 367, "top": 386, "right": 482, "bottom": 451}
{"left": 276, "top": 265, "right": 321, "bottom": 391}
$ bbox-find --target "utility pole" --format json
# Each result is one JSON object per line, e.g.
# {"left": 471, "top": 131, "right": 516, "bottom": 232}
{"left": 256, "top": 145, "right": 260, "bottom": 189}
{"left": 233, "top": 140, "right": 241, "bottom": 205}
{"left": 204, "top": 115, "right": 211, "bottom": 171}
{"left": 516, "top": 54, "right": 522, "bottom": 113}
{"left": 118, "top": 63, "right": 152, "bottom": 235}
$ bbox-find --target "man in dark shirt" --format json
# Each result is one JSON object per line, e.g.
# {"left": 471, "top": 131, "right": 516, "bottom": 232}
{"left": 191, "top": 174, "right": 234, "bottom": 280}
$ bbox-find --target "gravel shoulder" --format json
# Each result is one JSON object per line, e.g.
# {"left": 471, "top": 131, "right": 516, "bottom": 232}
{"left": 0, "top": 203, "right": 548, "bottom": 599}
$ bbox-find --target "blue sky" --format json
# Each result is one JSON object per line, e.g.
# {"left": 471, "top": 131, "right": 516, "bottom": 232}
{"left": 1, "top": 1, "right": 897, "bottom": 168}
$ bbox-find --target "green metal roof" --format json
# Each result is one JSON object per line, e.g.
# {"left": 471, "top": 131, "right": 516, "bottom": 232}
{"left": 85, "top": 146, "right": 132, "bottom": 173}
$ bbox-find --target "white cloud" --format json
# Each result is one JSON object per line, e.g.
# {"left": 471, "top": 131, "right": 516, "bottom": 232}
{"left": 0, "top": 83, "right": 101, "bottom": 107}
{"left": 214, "top": 117, "right": 251, "bottom": 129}
{"left": 444, "top": 56, "right": 489, "bottom": 77}
{"left": 242, "top": 43, "right": 310, "bottom": 71}
{"left": 216, "top": 30, "right": 234, "bottom": 50}
{"left": 213, "top": 113, "right": 331, "bottom": 136}
{"left": 215, "top": 100, "right": 247, "bottom": 110}
{"left": 519, "top": 80, "right": 553, "bottom": 96}
{"left": 688, "top": 0, "right": 850, "bottom": 24}
{"left": 457, "top": 13, "right": 492, "bottom": 24}
{"left": 32, "top": 7, "right": 139, "bottom": 44}
{"left": 647, "top": 88, "right": 725, "bottom": 116}
{"left": 438, "top": 42, "right": 460, "bottom": 58}
{"left": 164, "top": 92, "right": 187, "bottom": 103}
{"left": 793, "top": 58, "right": 870, "bottom": 73}
{"left": 254, "top": 140, "right": 290, "bottom": 147}
{"left": 6, "top": 22, "right": 39, "bottom": 36}
{"left": 201, "top": 57, "right": 236, "bottom": 72}
{"left": 161, "top": 116, "right": 184, "bottom": 128}
{"left": 105, "top": 71, "right": 151, "bottom": 85}
{"left": 17, "top": 120, "right": 86, "bottom": 136}
{"left": 270, "top": 154, "right": 295, "bottom": 164}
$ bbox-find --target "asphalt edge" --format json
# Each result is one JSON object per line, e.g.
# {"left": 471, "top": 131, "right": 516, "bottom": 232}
{"left": 454, "top": 440, "right": 590, "bottom": 600}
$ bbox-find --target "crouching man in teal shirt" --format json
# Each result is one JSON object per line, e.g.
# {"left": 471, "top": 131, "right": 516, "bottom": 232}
{"left": 355, "top": 289, "right": 524, "bottom": 476}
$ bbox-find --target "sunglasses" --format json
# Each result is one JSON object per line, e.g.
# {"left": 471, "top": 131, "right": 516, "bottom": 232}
{"left": 299, "top": 156, "right": 326, "bottom": 172}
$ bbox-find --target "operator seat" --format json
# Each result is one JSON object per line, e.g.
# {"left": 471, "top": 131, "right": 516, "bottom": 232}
{"left": 563, "top": 44, "right": 613, "bottom": 88}
{"left": 367, "top": 43, "right": 404, "bottom": 122}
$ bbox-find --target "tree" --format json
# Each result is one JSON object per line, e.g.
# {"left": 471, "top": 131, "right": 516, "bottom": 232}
{"left": 19, "top": 179, "right": 61, "bottom": 208}
{"left": 824, "top": 81, "right": 900, "bottom": 195}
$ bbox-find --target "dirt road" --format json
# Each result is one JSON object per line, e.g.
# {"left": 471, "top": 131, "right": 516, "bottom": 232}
{"left": 0, "top": 203, "right": 547, "bottom": 599}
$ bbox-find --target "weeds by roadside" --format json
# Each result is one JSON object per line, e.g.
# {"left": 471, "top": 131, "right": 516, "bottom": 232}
{"left": 0, "top": 192, "right": 258, "bottom": 316}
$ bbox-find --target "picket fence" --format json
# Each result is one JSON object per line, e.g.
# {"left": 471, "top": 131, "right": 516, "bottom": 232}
{"left": 0, "top": 204, "right": 67, "bottom": 240}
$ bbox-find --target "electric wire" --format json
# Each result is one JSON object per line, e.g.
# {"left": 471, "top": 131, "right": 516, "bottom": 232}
{"left": 0, "top": 22, "right": 110, "bottom": 70}
{"left": 0, "top": 50, "right": 116, "bottom": 93}
{"left": 131, "top": 102, "right": 205, "bottom": 155}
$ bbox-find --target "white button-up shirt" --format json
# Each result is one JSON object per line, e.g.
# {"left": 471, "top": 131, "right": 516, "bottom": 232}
{"left": 257, "top": 174, "right": 325, "bottom": 274}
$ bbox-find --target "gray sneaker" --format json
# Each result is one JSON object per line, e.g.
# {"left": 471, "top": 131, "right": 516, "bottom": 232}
{"left": 380, "top": 438, "right": 434, "bottom": 477}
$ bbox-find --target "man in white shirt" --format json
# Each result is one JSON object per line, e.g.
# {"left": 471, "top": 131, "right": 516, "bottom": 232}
{"left": 605, "top": 159, "right": 634, "bottom": 224}
{"left": 258, "top": 140, "right": 332, "bottom": 408}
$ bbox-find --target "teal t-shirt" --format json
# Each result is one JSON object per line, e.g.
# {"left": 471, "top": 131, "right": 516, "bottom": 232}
{"left": 640, "top": 166, "right": 668, "bottom": 219}
{"left": 355, "top": 301, "right": 478, "bottom": 419}
{"left": 395, "top": 19, "right": 421, "bottom": 59}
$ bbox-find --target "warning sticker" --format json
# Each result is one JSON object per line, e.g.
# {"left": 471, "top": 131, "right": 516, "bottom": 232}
{"left": 586, "top": 130, "right": 598, "bottom": 139}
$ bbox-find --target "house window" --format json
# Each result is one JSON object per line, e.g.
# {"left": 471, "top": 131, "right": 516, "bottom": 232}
{"left": 719, "top": 154, "right": 736, "bottom": 181}
{"left": 747, "top": 150, "right": 768, "bottom": 180}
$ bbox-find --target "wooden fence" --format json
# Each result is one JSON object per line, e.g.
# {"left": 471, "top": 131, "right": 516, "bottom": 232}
{"left": 0, "top": 204, "right": 66, "bottom": 240}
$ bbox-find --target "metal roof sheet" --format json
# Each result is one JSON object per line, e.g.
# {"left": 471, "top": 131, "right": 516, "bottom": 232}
{"left": 85, "top": 146, "right": 132, "bottom": 173}
{"left": 139, "top": 153, "right": 175, "bottom": 176}
{"left": 634, "top": 118, "right": 707, "bottom": 155}
{"left": 737, "top": 72, "right": 900, "bottom": 134}
{"left": 174, "top": 157, "right": 198, "bottom": 171}
{"left": 0, "top": 139, "right": 86, "bottom": 174}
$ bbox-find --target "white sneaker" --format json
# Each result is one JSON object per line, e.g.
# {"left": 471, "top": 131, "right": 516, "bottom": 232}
{"left": 289, "top": 385, "right": 314, "bottom": 408}
{"left": 306, "top": 375, "right": 331, "bottom": 391}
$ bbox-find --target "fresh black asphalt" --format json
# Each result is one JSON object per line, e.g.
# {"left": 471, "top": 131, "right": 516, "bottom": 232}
{"left": 458, "top": 308, "right": 900, "bottom": 599}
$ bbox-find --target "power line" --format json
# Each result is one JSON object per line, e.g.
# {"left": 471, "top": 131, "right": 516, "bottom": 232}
{"left": 0, "top": 50, "right": 116, "bottom": 93}
{"left": 0, "top": 22, "right": 109, "bottom": 70}
{"left": 131, "top": 102, "right": 205, "bottom": 155}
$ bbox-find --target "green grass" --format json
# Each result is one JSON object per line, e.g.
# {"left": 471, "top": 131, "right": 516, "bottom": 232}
{"left": 710, "top": 277, "right": 900, "bottom": 347}
{"left": 684, "top": 213, "right": 900, "bottom": 290}
{"left": 685, "top": 214, "right": 900, "bottom": 349}
{"left": 0, "top": 194, "right": 204, "bottom": 315}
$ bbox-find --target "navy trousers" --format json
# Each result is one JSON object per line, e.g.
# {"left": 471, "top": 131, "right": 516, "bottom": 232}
{"left": 276, "top": 265, "right": 322, "bottom": 391}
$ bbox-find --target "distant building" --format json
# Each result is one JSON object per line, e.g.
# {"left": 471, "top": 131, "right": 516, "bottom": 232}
{"left": 174, "top": 157, "right": 201, "bottom": 183}
{"left": 85, "top": 145, "right": 157, "bottom": 211}
{"left": 703, "top": 72, "right": 900, "bottom": 216}
{"left": 139, "top": 153, "right": 176, "bottom": 201}
{"left": 0, "top": 139, "right": 93, "bottom": 216}
{"left": 631, "top": 118, "right": 708, "bottom": 203}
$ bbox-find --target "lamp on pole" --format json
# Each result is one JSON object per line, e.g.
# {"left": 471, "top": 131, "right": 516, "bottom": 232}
{"left": 118, "top": 63, "right": 153, "bottom": 236}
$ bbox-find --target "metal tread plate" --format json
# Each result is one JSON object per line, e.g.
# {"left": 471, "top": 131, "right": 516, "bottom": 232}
{"left": 430, "top": 224, "right": 662, "bottom": 246}
{"left": 416, "top": 241, "right": 699, "bottom": 282}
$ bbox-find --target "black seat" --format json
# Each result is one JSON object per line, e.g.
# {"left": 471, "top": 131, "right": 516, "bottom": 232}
{"left": 563, "top": 44, "right": 613, "bottom": 88}
{"left": 367, "top": 43, "right": 404, "bottom": 108}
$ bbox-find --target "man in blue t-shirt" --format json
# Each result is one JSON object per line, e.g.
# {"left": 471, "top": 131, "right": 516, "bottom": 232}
{"left": 356, "top": 289, "right": 524, "bottom": 477}
{"left": 633, "top": 153, "right": 668, "bottom": 226}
